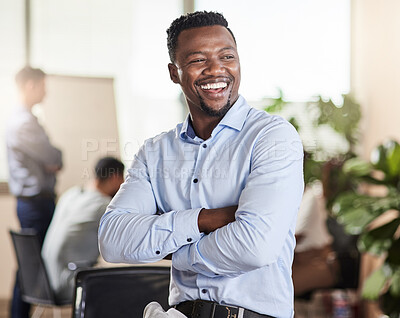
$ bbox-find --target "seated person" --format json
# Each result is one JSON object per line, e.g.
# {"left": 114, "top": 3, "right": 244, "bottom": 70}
{"left": 293, "top": 181, "right": 339, "bottom": 296}
{"left": 42, "top": 157, "right": 124, "bottom": 302}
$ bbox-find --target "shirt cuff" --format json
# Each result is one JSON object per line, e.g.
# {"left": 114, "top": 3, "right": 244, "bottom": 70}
{"left": 172, "top": 238, "right": 216, "bottom": 277}
{"left": 173, "top": 207, "right": 203, "bottom": 246}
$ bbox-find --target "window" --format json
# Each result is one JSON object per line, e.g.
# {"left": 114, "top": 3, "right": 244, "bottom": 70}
{"left": 30, "top": 0, "right": 183, "bottom": 162}
{"left": 0, "top": 0, "right": 25, "bottom": 181}
{"left": 0, "top": 0, "right": 183, "bottom": 180}
{"left": 0, "top": 0, "right": 350, "bottom": 181}
{"left": 195, "top": 0, "right": 350, "bottom": 102}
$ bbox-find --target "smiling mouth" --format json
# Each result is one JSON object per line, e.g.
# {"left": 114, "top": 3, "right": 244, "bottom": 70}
{"left": 200, "top": 82, "right": 227, "bottom": 90}
{"left": 197, "top": 80, "right": 229, "bottom": 95}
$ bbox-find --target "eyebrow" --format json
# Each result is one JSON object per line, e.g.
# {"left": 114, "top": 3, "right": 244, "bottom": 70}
{"left": 184, "top": 47, "right": 236, "bottom": 60}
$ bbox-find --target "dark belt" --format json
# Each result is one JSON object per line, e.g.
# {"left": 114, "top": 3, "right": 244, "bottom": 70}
{"left": 175, "top": 300, "right": 274, "bottom": 318}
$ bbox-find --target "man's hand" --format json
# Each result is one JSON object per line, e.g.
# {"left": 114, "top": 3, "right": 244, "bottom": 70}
{"left": 198, "top": 205, "right": 237, "bottom": 234}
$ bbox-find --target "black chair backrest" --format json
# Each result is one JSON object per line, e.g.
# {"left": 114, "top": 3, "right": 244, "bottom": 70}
{"left": 72, "top": 266, "right": 171, "bottom": 318}
{"left": 326, "top": 217, "right": 361, "bottom": 289}
{"left": 9, "top": 229, "right": 58, "bottom": 306}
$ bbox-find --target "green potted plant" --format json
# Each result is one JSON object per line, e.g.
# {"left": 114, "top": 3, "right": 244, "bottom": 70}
{"left": 333, "top": 140, "right": 400, "bottom": 317}
{"left": 263, "top": 91, "right": 361, "bottom": 188}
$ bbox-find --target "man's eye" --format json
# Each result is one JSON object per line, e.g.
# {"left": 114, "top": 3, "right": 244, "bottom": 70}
{"left": 190, "top": 59, "right": 205, "bottom": 64}
{"left": 223, "top": 55, "right": 234, "bottom": 60}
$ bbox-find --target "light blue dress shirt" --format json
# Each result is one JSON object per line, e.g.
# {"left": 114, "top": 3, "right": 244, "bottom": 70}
{"left": 99, "top": 95, "right": 304, "bottom": 317}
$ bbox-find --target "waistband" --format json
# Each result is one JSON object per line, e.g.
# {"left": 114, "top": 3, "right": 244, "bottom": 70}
{"left": 16, "top": 192, "right": 55, "bottom": 200}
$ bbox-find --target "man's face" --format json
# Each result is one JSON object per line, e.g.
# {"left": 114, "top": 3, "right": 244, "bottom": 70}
{"left": 168, "top": 25, "right": 241, "bottom": 119}
{"left": 26, "top": 78, "right": 46, "bottom": 105}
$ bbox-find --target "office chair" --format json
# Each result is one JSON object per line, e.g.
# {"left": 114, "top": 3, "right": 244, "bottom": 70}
{"left": 72, "top": 266, "right": 171, "bottom": 318}
{"left": 9, "top": 229, "right": 71, "bottom": 318}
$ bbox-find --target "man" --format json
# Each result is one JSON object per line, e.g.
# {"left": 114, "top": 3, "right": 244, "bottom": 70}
{"left": 99, "top": 11, "right": 304, "bottom": 318}
{"left": 6, "top": 66, "right": 62, "bottom": 318}
{"left": 42, "top": 157, "right": 124, "bottom": 302}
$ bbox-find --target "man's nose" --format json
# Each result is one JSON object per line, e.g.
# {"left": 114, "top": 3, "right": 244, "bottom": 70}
{"left": 203, "top": 58, "right": 224, "bottom": 75}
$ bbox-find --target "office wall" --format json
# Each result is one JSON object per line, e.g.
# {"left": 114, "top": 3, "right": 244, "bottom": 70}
{"left": 351, "top": 0, "right": 400, "bottom": 159}
{"left": 41, "top": 75, "right": 120, "bottom": 194}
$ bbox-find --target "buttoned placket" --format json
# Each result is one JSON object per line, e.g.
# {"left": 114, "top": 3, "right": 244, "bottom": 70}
{"left": 185, "top": 124, "right": 227, "bottom": 299}
{"left": 188, "top": 139, "right": 206, "bottom": 209}
{"left": 188, "top": 139, "right": 215, "bottom": 299}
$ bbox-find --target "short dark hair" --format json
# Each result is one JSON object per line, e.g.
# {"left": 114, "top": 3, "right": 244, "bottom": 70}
{"left": 94, "top": 157, "right": 124, "bottom": 181}
{"left": 166, "top": 11, "right": 236, "bottom": 63}
{"left": 15, "top": 66, "right": 46, "bottom": 88}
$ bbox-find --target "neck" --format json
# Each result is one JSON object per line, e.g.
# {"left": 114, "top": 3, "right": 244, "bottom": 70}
{"left": 91, "top": 180, "right": 111, "bottom": 197}
{"left": 190, "top": 115, "right": 222, "bottom": 140}
{"left": 19, "top": 95, "right": 35, "bottom": 111}
{"left": 187, "top": 96, "right": 239, "bottom": 140}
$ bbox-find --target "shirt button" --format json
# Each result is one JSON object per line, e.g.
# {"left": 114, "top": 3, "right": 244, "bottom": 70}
{"left": 202, "top": 144, "right": 207, "bottom": 148}
{"left": 156, "top": 251, "right": 160, "bottom": 255}
{"left": 201, "top": 289, "right": 207, "bottom": 294}
{"left": 187, "top": 238, "right": 192, "bottom": 242}
{"left": 193, "top": 178, "right": 198, "bottom": 183}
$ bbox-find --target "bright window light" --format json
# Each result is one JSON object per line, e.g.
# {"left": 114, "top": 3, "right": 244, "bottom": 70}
{"left": 195, "top": 0, "right": 350, "bottom": 102}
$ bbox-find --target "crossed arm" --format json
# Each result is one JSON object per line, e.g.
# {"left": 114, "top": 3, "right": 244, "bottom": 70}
{"left": 99, "top": 123, "right": 304, "bottom": 277}
{"left": 162, "top": 206, "right": 237, "bottom": 260}
{"left": 13, "top": 120, "right": 63, "bottom": 172}
{"left": 198, "top": 206, "right": 237, "bottom": 234}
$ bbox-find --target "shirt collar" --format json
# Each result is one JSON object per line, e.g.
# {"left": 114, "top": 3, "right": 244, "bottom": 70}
{"left": 179, "top": 115, "right": 193, "bottom": 140}
{"left": 217, "top": 95, "right": 249, "bottom": 132}
{"left": 179, "top": 95, "right": 250, "bottom": 141}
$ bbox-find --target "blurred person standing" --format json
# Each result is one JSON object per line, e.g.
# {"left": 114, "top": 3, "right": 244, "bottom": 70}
{"left": 6, "top": 66, "right": 63, "bottom": 318}
{"left": 42, "top": 157, "right": 124, "bottom": 302}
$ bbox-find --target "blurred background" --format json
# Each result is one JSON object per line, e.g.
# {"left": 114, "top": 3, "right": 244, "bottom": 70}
{"left": 1, "top": 0, "right": 399, "bottom": 317}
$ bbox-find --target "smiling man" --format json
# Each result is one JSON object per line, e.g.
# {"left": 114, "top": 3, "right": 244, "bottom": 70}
{"left": 167, "top": 21, "right": 240, "bottom": 136}
{"left": 99, "top": 11, "right": 304, "bottom": 318}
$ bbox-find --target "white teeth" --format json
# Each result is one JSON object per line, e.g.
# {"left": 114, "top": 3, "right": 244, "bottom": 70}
{"left": 200, "top": 82, "right": 227, "bottom": 90}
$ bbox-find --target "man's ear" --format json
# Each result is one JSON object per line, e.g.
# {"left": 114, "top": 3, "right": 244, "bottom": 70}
{"left": 168, "top": 63, "right": 180, "bottom": 84}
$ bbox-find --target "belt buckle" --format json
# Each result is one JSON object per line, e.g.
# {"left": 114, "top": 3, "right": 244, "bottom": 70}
{"left": 214, "top": 304, "right": 244, "bottom": 318}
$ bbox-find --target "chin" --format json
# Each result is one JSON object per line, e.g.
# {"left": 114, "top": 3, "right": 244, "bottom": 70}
{"left": 200, "top": 98, "right": 232, "bottom": 117}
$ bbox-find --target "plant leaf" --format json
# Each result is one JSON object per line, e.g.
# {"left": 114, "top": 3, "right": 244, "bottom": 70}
{"left": 359, "top": 218, "right": 400, "bottom": 254}
{"left": 362, "top": 266, "right": 389, "bottom": 300}
{"left": 371, "top": 143, "right": 389, "bottom": 172}
{"left": 312, "top": 94, "right": 361, "bottom": 149}
{"left": 339, "top": 208, "right": 376, "bottom": 235}
{"left": 387, "top": 141, "right": 400, "bottom": 177}
{"left": 263, "top": 88, "right": 287, "bottom": 114}
{"left": 342, "top": 157, "right": 372, "bottom": 177}
{"left": 371, "top": 140, "right": 400, "bottom": 186}
{"left": 390, "top": 268, "right": 400, "bottom": 297}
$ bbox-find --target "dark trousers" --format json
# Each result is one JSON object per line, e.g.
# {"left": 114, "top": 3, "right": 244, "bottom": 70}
{"left": 10, "top": 196, "right": 55, "bottom": 318}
